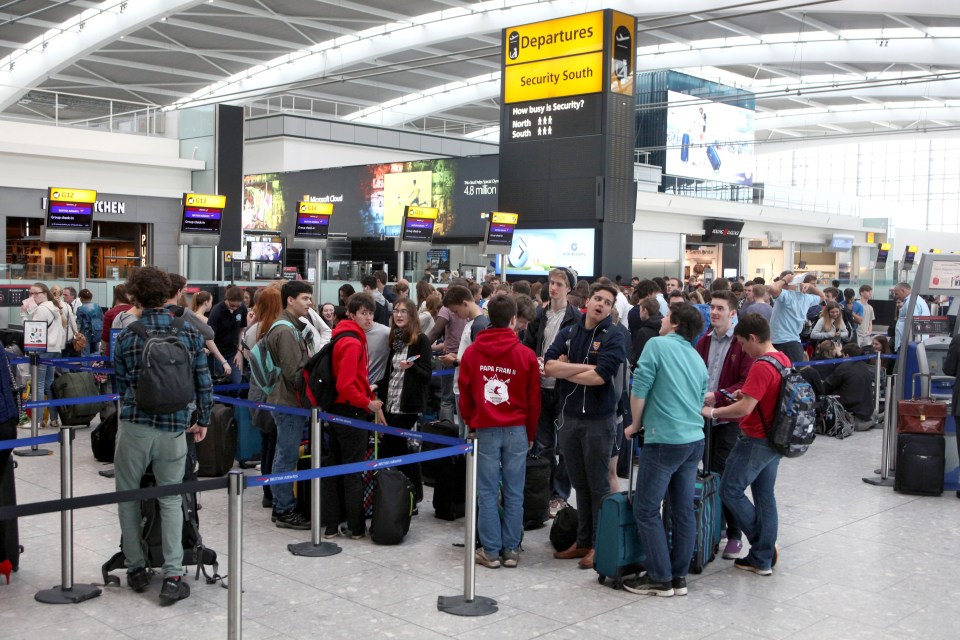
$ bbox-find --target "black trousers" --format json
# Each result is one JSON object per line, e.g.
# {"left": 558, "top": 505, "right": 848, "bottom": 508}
{"left": 321, "top": 404, "right": 370, "bottom": 534}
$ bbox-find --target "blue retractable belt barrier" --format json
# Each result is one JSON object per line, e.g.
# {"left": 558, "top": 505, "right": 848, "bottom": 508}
{"left": 793, "top": 353, "right": 897, "bottom": 368}
{"left": 23, "top": 394, "right": 119, "bottom": 410}
{"left": 245, "top": 443, "right": 472, "bottom": 487}
{"left": 0, "top": 433, "right": 60, "bottom": 451}
{"left": 432, "top": 369, "right": 455, "bottom": 377}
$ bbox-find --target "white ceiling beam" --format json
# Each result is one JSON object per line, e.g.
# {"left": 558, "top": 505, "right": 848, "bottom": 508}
{"left": 690, "top": 14, "right": 764, "bottom": 40}
{"left": 48, "top": 73, "right": 190, "bottom": 99}
{"left": 778, "top": 12, "right": 843, "bottom": 38}
{"left": 885, "top": 14, "right": 932, "bottom": 36}
{"left": 645, "top": 29, "right": 694, "bottom": 48}
{"left": 84, "top": 54, "right": 223, "bottom": 82}
{"left": 825, "top": 61, "right": 866, "bottom": 77}
{"left": 160, "top": 17, "right": 306, "bottom": 50}
{"left": 751, "top": 64, "right": 800, "bottom": 79}
{"left": 0, "top": 0, "right": 205, "bottom": 110}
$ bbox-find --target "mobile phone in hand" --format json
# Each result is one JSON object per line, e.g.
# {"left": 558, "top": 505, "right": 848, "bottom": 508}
{"left": 719, "top": 389, "right": 736, "bottom": 401}
{"left": 406, "top": 354, "right": 421, "bottom": 362}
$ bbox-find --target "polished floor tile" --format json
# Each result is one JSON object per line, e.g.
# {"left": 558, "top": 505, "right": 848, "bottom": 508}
{"left": 1, "top": 421, "right": 959, "bottom": 639}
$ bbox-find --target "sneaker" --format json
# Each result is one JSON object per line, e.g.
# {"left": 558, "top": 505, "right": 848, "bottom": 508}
{"left": 323, "top": 525, "right": 340, "bottom": 538}
{"left": 501, "top": 549, "right": 520, "bottom": 568}
{"left": 734, "top": 557, "right": 772, "bottom": 576}
{"left": 336, "top": 524, "right": 364, "bottom": 539}
{"left": 548, "top": 497, "right": 568, "bottom": 519}
{"left": 671, "top": 576, "right": 688, "bottom": 596}
{"left": 722, "top": 538, "right": 743, "bottom": 559}
{"left": 126, "top": 567, "right": 150, "bottom": 593}
{"left": 622, "top": 573, "right": 674, "bottom": 597}
{"left": 275, "top": 510, "right": 311, "bottom": 530}
{"left": 475, "top": 548, "right": 501, "bottom": 569}
{"left": 159, "top": 576, "right": 190, "bottom": 604}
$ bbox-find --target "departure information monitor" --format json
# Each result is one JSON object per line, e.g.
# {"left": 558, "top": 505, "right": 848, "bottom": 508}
{"left": 181, "top": 193, "right": 226, "bottom": 235}
{"left": 401, "top": 206, "right": 439, "bottom": 243}
{"left": 46, "top": 187, "right": 96, "bottom": 231}
{"left": 486, "top": 212, "right": 519, "bottom": 246}
{"left": 294, "top": 202, "right": 333, "bottom": 239}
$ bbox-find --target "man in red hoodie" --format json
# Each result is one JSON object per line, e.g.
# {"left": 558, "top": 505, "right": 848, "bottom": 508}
{"left": 459, "top": 295, "right": 541, "bottom": 569}
{"left": 321, "top": 292, "right": 384, "bottom": 539}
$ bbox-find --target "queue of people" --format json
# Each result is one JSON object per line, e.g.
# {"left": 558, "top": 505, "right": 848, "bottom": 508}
{"left": 9, "top": 266, "right": 893, "bottom": 606}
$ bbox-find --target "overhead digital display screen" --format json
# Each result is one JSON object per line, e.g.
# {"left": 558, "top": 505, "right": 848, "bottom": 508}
{"left": 248, "top": 241, "right": 283, "bottom": 263}
{"left": 486, "top": 212, "right": 519, "bottom": 246}
{"left": 401, "top": 206, "right": 438, "bottom": 243}
{"left": 503, "top": 94, "right": 602, "bottom": 142}
{"left": 294, "top": 201, "right": 333, "bottom": 239}
{"left": 506, "top": 227, "right": 595, "bottom": 277}
{"left": 243, "top": 156, "right": 497, "bottom": 240}
{"left": 46, "top": 187, "right": 96, "bottom": 231}
{"left": 664, "top": 90, "right": 755, "bottom": 186}
{"left": 181, "top": 193, "right": 226, "bottom": 235}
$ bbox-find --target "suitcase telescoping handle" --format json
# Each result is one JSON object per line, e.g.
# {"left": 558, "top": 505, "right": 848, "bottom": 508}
{"left": 626, "top": 427, "right": 638, "bottom": 503}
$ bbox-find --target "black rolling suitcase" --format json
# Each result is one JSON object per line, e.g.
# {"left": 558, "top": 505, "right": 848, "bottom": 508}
{"left": 523, "top": 454, "right": 551, "bottom": 530}
{"left": 370, "top": 468, "right": 415, "bottom": 545}
{"left": 195, "top": 403, "right": 237, "bottom": 477}
{"left": 432, "top": 451, "right": 466, "bottom": 521}
{"left": 895, "top": 433, "right": 945, "bottom": 496}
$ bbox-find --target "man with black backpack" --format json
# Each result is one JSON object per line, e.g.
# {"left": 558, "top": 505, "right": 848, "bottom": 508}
{"left": 113, "top": 267, "right": 211, "bottom": 604}
{"left": 263, "top": 281, "right": 314, "bottom": 531}
{"left": 700, "top": 312, "right": 785, "bottom": 576}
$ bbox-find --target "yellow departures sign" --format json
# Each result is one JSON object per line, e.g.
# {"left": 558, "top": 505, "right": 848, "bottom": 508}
{"left": 504, "top": 12, "right": 604, "bottom": 66}
{"left": 407, "top": 206, "right": 439, "bottom": 219}
{"left": 505, "top": 51, "right": 603, "bottom": 104}
{"left": 503, "top": 11, "right": 606, "bottom": 104}
{"left": 491, "top": 212, "right": 519, "bottom": 224}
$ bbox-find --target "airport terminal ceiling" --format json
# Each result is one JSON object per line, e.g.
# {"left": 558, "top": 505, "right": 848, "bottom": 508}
{"left": 2, "top": 0, "right": 960, "bottom": 145}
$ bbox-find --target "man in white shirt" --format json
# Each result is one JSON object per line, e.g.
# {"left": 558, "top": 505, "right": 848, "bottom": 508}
{"left": 856, "top": 285, "right": 876, "bottom": 347}
{"left": 894, "top": 282, "right": 930, "bottom": 351}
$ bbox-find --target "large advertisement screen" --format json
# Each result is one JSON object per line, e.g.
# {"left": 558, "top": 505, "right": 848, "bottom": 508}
{"left": 243, "top": 157, "right": 498, "bottom": 240}
{"left": 664, "top": 90, "right": 755, "bottom": 186}
{"left": 506, "top": 228, "right": 595, "bottom": 277}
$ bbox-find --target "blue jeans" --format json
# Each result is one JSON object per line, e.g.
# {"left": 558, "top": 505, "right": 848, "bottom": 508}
{"left": 271, "top": 411, "right": 308, "bottom": 514}
{"left": 720, "top": 435, "right": 782, "bottom": 569}
{"left": 39, "top": 351, "right": 60, "bottom": 423}
{"left": 633, "top": 440, "right": 705, "bottom": 582}
{"left": 558, "top": 414, "right": 615, "bottom": 548}
{"left": 475, "top": 427, "right": 527, "bottom": 556}
{"left": 439, "top": 374, "right": 456, "bottom": 423}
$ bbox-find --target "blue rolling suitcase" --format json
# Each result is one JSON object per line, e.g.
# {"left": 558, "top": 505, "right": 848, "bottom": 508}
{"left": 706, "top": 145, "right": 721, "bottom": 171}
{"left": 234, "top": 405, "right": 261, "bottom": 469}
{"left": 680, "top": 133, "right": 690, "bottom": 162}
{"left": 594, "top": 439, "right": 645, "bottom": 589}
{"left": 664, "top": 420, "right": 723, "bottom": 574}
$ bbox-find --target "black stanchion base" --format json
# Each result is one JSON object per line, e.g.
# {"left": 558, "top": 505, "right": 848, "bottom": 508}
{"left": 14, "top": 447, "right": 52, "bottom": 457}
{"left": 35, "top": 583, "right": 102, "bottom": 604}
{"left": 287, "top": 541, "right": 342, "bottom": 557}
{"left": 862, "top": 476, "right": 895, "bottom": 487}
{"left": 437, "top": 594, "right": 498, "bottom": 617}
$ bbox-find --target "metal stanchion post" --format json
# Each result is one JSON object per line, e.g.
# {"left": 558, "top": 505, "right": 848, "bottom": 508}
{"left": 874, "top": 352, "right": 883, "bottom": 423}
{"left": 289, "top": 408, "right": 341, "bottom": 557}
{"left": 227, "top": 470, "right": 243, "bottom": 640}
{"left": 864, "top": 373, "right": 896, "bottom": 487}
{"left": 35, "top": 427, "right": 102, "bottom": 604}
{"left": 16, "top": 353, "right": 52, "bottom": 457}
{"left": 438, "top": 438, "right": 497, "bottom": 617}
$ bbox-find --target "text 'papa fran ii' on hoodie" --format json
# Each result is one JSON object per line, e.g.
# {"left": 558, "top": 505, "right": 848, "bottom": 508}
{"left": 457, "top": 327, "right": 541, "bottom": 442}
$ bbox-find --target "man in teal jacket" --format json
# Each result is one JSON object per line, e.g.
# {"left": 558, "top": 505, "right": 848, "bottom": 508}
{"left": 623, "top": 302, "right": 708, "bottom": 597}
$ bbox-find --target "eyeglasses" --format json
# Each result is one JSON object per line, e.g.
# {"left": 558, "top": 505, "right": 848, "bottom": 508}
{"left": 29, "top": 291, "right": 43, "bottom": 296}
{"left": 393, "top": 309, "right": 409, "bottom": 316}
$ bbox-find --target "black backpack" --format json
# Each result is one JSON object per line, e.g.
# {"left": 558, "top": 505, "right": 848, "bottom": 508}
{"left": 128, "top": 317, "right": 195, "bottom": 414}
{"left": 296, "top": 331, "right": 361, "bottom": 410}
{"left": 757, "top": 355, "right": 817, "bottom": 458}
{"left": 550, "top": 505, "right": 579, "bottom": 552}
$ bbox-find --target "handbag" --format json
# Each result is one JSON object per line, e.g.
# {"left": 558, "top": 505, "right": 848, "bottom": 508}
{"left": 898, "top": 373, "right": 947, "bottom": 434}
{"left": 897, "top": 399, "right": 946, "bottom": 434}
{"left": 72, "top": 331, "right": 87, "bottom": 353}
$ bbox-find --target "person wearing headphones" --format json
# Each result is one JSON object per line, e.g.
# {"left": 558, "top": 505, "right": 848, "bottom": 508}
{"left": 544, "top": 282, "right": 627, "bottom": 570}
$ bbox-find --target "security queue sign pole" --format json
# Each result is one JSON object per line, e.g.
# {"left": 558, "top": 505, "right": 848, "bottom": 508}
{"left": 16, "top": 320, "right": 52, "bottom": 457}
